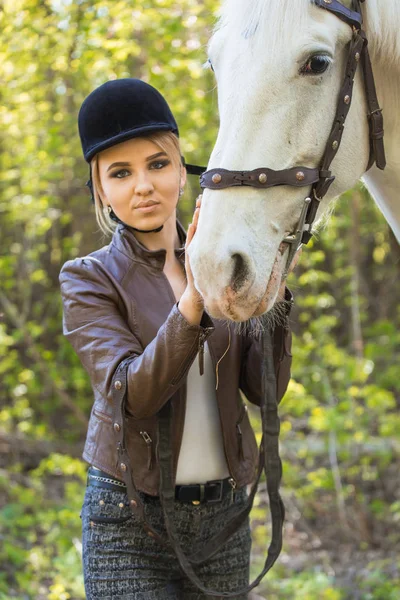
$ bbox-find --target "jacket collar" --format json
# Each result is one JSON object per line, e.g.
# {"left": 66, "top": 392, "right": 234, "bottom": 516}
{"left": 112, "top": 218, "right": 187, "bottom": 270}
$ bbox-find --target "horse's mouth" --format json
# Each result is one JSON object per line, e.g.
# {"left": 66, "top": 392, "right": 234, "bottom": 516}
{"left": 205, "top": 247, "right": 286, "bottom": 321}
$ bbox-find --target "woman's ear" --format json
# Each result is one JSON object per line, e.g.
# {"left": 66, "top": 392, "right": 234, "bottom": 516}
{"left": 180, "top": 165, "right": 187, "bottom": 190}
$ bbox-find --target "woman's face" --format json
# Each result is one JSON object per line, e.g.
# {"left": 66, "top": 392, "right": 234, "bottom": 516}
{"left": 98, "top": 136, "right": 186, "bottom": 228}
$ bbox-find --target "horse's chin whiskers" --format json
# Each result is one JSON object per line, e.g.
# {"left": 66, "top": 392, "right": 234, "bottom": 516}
{"left": 230, "top": 297, "right": 292, "bottom": 338}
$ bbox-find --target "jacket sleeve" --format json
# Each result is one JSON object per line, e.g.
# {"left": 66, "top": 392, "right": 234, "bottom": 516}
{"left": 239, "top": 288, "right": 294, "bottom": 406}
{"left": 59, "top": 257, "right": 214, "bottom": 419}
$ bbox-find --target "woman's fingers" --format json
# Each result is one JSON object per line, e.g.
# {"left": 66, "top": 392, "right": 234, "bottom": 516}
{"left": 186, "top": 222, "right": 194, "bottom": 245}
{"left": 193, "top": 207, "right": 200, "bottom": 228}
{"left": 186, "top": 198, "right": 202, "bottom": 249}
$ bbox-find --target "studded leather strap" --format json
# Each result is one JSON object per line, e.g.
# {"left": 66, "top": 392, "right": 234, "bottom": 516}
{"left": 200, "top": 166, "right": 320, "bottom": 191}
{"left": 301, "top": 30, "right": 366, "bottom": 242}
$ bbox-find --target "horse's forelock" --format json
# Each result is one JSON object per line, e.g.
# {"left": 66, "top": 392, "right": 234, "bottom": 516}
{"left": 216, "top": 0, "right": 313, "bottom": 41}
{"left": 215, "top": 0, "right": 400, "bottom": 64}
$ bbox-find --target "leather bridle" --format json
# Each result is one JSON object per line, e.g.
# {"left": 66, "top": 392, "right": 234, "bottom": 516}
{"left": 186, "top": 0, "right": 386, "bottom": 278}
{"left": 111, "top": 2, "right": 387, "bottom": 598}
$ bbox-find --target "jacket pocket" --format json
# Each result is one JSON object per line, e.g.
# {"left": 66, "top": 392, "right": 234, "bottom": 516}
{"left": 87, "top": 491, "right": 133, "bottom": 526}
{"left": 89, "top": 513, "right": 132, "bottom": 525}
{"left": 92, "top": 408, "right": 157, "bottom": 476}
{"left": 236, "top": 404, "right": 248, "bottom": 462}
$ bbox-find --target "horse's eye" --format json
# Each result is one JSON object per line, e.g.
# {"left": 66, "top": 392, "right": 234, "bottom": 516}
{"left": 300, "top": 55, "right": 331, "bottom": 75}
{"left": 207, "top": 58, "right": 214, "bottom": 73}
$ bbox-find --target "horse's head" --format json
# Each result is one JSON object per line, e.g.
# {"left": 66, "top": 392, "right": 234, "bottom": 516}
{"left": 190, "top": 0, "right": 372, "bottom": 321}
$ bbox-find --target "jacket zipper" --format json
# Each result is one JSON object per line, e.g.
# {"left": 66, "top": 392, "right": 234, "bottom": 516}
{"left": 228, "top": 477, "right": 237, "bottom": 503}
{"left": 140, "top": 431, "right": 153, "bottom": 470}
{"left": 236, "top": 404, "right": 248, "bottom": 461}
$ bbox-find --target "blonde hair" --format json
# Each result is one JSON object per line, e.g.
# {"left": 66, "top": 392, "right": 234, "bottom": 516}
{"left": 91, "top": 131, "right": 184, "bottom": 237}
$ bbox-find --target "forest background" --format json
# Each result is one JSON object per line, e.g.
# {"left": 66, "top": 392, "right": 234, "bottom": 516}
{"left": 1, "top": 1, "right": 399, "bottom": 599}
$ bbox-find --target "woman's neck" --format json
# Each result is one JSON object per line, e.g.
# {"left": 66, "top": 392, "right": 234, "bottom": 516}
{"left": 131, "top": 211, "right": 182, "bottom": 264}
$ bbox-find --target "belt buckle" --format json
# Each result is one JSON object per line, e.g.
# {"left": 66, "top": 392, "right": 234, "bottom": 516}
{"left": 205, "top": 480, "right": 224, "bottom": 504}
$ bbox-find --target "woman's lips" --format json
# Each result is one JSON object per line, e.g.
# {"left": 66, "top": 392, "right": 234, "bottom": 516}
{"left": 135, "top": 203, "right": 160, "bottom": 213}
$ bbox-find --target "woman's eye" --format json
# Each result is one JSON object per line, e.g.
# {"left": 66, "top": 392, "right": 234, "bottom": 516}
{"left": 112, "top": 169, "right": 130, "bottom": 178}
{"left": 300, "top": 55, "right": 331, "bottom": 75}
{"left": 150, "top": 160, "right": 170, "bottom": 170}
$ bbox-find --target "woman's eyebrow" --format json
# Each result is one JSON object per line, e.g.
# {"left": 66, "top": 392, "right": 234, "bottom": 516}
{"left": 146, "top": 152, "right": 167, "bottom": 162}
{"left": 107, "top": 152, "right": 167, "bottom": 172}
{"left": 107, "top": 161, "right": 130, "bottom": 172}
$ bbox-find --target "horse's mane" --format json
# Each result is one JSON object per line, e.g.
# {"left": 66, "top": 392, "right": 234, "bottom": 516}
{"left": 363, "top": 0, "right": 400, "bottom": 65}
{"left": 215, "top": 0, "right": 400, "bottom": 64}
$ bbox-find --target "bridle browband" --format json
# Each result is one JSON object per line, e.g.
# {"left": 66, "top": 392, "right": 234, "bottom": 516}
{"left": 186, "top": 0, "right": 386, "bottom": 277}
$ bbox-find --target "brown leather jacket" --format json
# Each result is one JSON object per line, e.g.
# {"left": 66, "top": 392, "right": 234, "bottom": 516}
{"left": 59, "top": 219, "right": 293, "bottom": 495}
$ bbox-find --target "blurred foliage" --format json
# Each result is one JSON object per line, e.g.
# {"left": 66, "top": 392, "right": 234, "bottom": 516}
{"left": 1, "top": 1, "right": 399, "bottom": 599}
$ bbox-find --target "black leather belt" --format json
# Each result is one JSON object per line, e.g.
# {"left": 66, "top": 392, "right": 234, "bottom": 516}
{"left": 87, "top": 466, "right": 233, "bottom": 504}
{"left": 175, "top": 478, "right": 233, "bottom": 504}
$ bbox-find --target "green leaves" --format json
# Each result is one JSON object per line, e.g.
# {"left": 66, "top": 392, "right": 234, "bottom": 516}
{"left": 1, "top": 2, "right": 399, "bottom": 598}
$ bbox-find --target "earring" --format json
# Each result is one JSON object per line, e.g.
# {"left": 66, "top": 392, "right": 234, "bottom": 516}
{"left": 103, "top": 206, "right": 112, "bottom": 214}
{"left": 179, "top": 188, "right": 184, "bottom": 197}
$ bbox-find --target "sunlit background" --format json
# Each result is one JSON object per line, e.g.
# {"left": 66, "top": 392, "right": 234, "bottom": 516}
{"left": 1, "top": 1, "right": 399, "bottom": 598}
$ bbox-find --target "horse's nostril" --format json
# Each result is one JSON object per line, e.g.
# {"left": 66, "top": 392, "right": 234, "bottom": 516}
{"left": 230, "top": 253, "right": 249, "bottom": 293}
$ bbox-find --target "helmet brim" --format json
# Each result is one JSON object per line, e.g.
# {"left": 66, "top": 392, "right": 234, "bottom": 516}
{"left": 84, "top": 123, "right": 178, "bottom": 163}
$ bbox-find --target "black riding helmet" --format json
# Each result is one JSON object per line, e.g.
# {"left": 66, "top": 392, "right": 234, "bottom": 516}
{"left": 78, "top": 78, "right": 181, "bottom": 233}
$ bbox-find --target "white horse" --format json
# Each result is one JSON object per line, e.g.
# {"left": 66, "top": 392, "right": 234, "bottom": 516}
{"left": 189, "top": 0, "right": 400, "bottom": 322}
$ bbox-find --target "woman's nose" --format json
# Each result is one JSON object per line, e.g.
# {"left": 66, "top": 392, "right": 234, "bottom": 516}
{"left": 134, "top": 171, "right": 154, "bottom": 195}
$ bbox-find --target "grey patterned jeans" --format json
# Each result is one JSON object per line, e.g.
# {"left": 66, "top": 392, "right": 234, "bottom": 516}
{"left": 81, "top": 483, "right": 252, "bottom": 599}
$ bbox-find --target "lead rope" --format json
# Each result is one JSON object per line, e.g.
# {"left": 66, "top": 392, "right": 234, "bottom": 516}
{"left": 156, "top": 327, "right": 285, "bottom": 597}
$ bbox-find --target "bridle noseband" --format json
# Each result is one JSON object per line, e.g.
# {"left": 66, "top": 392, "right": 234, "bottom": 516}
{"left": 186, "top": 0, "right": 386, "bottom": 278}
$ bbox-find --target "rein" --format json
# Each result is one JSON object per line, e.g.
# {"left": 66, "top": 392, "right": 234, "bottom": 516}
{"left": 111, "top": 1, "right": 386, "bottom": 597}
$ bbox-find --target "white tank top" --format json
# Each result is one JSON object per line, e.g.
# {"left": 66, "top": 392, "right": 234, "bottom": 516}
{"left": 175, "top": 341, "right": 230, "bottom": 484}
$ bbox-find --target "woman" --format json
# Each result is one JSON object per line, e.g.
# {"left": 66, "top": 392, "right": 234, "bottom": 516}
{"left": 60, "top": 78, "right": 296, "bottom": 599}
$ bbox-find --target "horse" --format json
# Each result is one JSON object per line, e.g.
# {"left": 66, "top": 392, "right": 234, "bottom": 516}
{"left": 189, "top": 0, "right": 400, "bottom": 322}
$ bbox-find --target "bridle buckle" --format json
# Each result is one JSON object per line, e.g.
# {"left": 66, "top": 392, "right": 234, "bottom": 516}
{"left": 233, "top": 172, "right": 251, "bottom": 184}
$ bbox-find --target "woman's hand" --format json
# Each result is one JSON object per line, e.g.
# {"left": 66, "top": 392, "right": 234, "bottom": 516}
{"left": 181, "top": 195, "right": 204, "bottom": 313}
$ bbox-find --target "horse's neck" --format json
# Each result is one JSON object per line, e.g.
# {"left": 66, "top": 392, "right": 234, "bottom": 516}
{"left": 361, "top": 12, "right": 400, "bottom": 242}
{"left": 362, "top": 164, "right": 400, "bottom": 242}
{"left": 361, "top": 72, "right": 400, "bottom": 241}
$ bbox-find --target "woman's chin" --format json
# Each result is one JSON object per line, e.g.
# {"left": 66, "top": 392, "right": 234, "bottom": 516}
{"left": 117, "top": 211, "right": 163, "bottom": 229}
{"left": 115, "top": 204, "right": 176, "bottom": 230}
